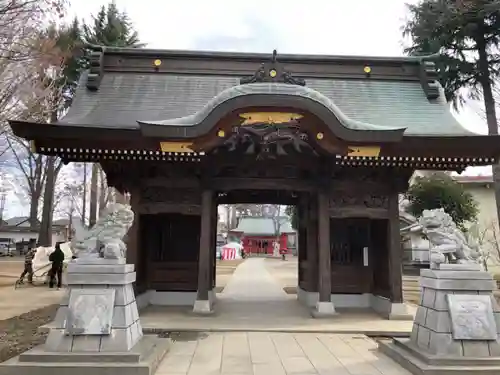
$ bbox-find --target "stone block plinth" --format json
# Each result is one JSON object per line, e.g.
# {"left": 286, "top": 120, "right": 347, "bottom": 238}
{"left": 46, "top": 260, "right": 142, "bottom": 352}
{"left": 379, "top": 264, "right": 500, "bottom": 374}
{"left": 0, "top": 259, "right": 170, "bottom": 375}
{"left": 311, "top": 301, "right": 337, "bottom": 318}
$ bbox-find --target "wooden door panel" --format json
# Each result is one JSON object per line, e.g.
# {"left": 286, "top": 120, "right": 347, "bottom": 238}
{"left": 330, "top": 218, "right": 373, "bottom": 294}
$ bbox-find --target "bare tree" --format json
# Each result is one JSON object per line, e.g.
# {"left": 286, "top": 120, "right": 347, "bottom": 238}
{"left": 88, "top": 163, "right": 98, "bottom": 226}
{"left": 98, "top": 166, "right": 111, "bottom": 215}
{"left": 54, "top": 169, "right": 85, "bottom": 222}
{"left": 0, "top": 0, "right": 67, "bottom": 61}
{"left": 1, "top": 34, "right": 68, "bottom": 231}
{"left": 5, "top": 136, "right": 47, "bottom": 226}
{"left": 467, "top": 222, "right": 493, "bottom": 271}
{"left": 485, "top": 221, "right": 500, "bottom": 265}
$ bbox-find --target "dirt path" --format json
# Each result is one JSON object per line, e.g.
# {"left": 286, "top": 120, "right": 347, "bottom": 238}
{"left": 0, "top": 304, "right": 58, "bottom": 363}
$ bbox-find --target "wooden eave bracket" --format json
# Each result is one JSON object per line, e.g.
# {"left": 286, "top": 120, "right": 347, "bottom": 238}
{"left": 86, "top": 49, "right": 104, "bottom": 91}
{"left": 419, "top": 60, "right": 440, "bottom": 100}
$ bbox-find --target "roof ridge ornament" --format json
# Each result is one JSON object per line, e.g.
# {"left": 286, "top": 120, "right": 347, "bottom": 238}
{"left": 419, "top": 60, "right": 440, "bottom": 100}
{"left": 240, "top": 49, "right": 306, "bottom": 86}
{"left": 86, "top": 47, "right": 105, "bottom": 91}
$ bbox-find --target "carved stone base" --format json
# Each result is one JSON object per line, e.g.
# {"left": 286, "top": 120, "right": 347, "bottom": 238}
{"left": 0, "top": 335, "right": 171, "bottom": 375}
{"left": 192, "top": 299, "right": 214, "bottom": 315}
{"left": 311, "top": 301, "right": 336, "bottom": 318}
{"left": 408, "top": 267, "right": 500, "bottom": 357}
{"left": 378, "top": 265, "right": 500, "bottom": 374}
{"left": 46, "top": 260, "right": 142, "bottom": 352}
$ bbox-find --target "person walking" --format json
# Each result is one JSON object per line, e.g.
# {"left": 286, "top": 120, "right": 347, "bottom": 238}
{"left": 18, "top": 247, "right": 37, "bottom": 284}
{"left": 49, "top": 242, "right": 65, "bottom": 289}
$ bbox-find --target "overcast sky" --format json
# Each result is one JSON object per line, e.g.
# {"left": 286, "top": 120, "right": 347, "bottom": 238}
{"left": 2, "top": 0, "right": 491, "bottom": 219}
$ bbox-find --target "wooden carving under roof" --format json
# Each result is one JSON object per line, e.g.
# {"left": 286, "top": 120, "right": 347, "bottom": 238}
{"left": 240, "top": 50, "right": 306, "bottom": 86}
{"left": 213, "top": 112, "right": 318, "bottom": 160}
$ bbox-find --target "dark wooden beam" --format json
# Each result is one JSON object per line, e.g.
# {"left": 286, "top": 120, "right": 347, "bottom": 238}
{"left": 211, "top": 178, "right": 316, "bottom": 191}
{"left": 307, "top": 193, "right": 319, "bottom": 293}
{"left": 210, "top": 197, "right": 218, "bottom": 289}
{"left": 329, "top": 207, "right": 388, "bottom": 219}
{"left": 218, "top": 196, "right": 297, "bottom": 205}
{"left": 217, "top": 190, "right": 299, "bottom": 205}
{"left": 297, "top": 194, "right": 308, "bottom": 290}
{"left": 126, "top": 189, "right": 145, "bottom": 294}
{"left": 317, "top": 191, "right": 332, "bottom": 303}
{"left": 387, "top": 192, "right": 403, "bottom": 303}
{"left": 138, "top": 203, "right": 201, "bottom": 215}
{"left": 141, "top": 177, "right": 200, "bottom": 189}
{"left": 196, "top": 190, "right": 214, "bottom": 301}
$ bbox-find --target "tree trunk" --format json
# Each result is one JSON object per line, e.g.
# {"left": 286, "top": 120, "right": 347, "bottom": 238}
{"left": 477, "top": 34, "right": 500, "bottom": 226}
{"left": 29, "top": 155, "right": 44, "bottom": 229}
{"left": 98, "top": 166, "right": 107, "bottom": 215}
{"left": 28, "top": 191, "right": 40, "bottom": 229}
{"left": 38, "top": 156, "right": 56, "bottom": 246}
{"left": 230, "top": 205, "right": 237, "bottom": 229}
{"left": 89, "top": 163, "right": 98, "bottom": 227}
{"left": 82, "top": 163, "right": 87, "bottom": 226}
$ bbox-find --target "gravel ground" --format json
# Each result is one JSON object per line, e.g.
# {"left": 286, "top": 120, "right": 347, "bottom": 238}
{"left": 0, "top": 304, "right": 59, "bottom": 363}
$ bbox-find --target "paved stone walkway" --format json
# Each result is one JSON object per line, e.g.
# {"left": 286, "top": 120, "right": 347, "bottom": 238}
{"left": 156, "top": 261, "right": 411, "bottom": 373}
{"left": 133, "top": 258, "right": 413, "bottom": 335}
{"left": 156, "top": 332, "right": 411, "bottom": 375}
{"left": 220, "top": 258, "right": 289, "bottom": 301}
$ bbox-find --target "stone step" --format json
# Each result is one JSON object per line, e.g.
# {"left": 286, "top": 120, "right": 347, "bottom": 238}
{"left": 0, "top": 336, "right": 171, "bottom": 375}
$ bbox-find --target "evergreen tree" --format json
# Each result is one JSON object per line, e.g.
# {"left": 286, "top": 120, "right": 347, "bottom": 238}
{"left": 39, "top": 1, "right": 145, "bottom": 241}
{"left": 37, "top": 20, "right": 85, "bottom": 246}
{"left": 82, "top": 2, "right": 145, "bottom": 48}
{"left": 403, "top": 0, "right": 500, "bottom": 225}
{"left": 81, "top": 1, "right": 145, "bottom": 225}
{"left": 405, "top": 173, "right": 478, "bottom": 228}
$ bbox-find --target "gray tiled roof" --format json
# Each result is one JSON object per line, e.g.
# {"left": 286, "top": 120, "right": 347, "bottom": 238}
{"left": 232, "top": 217, "right": 295, "bottom": 236}
{"left": 59, "top": 72, "right": 472, "bottom": 136}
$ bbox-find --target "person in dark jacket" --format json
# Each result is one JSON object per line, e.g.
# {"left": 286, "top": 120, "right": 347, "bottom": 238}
{"left": 49, "top": 242, "right": 65, "bottom": 289}
{"left": 19, "top": 248, "right": 37, "bottom": 284}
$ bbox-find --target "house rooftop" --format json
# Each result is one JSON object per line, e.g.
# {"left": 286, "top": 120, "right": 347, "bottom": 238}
{"left": 231, "top": 216, "right": 295, "bottom": 236}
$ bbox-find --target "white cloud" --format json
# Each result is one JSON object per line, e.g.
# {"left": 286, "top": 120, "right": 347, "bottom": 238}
{"left": 68, "top": 0, "right": 415, "bottom": 55}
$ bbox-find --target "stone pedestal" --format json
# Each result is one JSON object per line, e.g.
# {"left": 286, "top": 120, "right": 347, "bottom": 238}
{"left": 0, "top": 259, "right": 170, "bottom": 375}
{"left": 379, "top": 264, "right": 500, "bottom": 374}
{"left": 192, "top": 289, "right": 216, "bottom": 315}
{"left": 311, "top": 301, "right": 337, "bottom": 318}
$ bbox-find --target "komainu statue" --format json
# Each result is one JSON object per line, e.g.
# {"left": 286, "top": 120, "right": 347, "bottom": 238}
{"left": 71, "top": 203, "right": 135, "bottom": 261}
{"left": 401, "top": 208, "right": 481, "bottom": 269}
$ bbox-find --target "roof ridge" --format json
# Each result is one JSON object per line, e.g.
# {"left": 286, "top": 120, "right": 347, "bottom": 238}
{"left": 87, "top": 44, "right": 437, "bottom": 65}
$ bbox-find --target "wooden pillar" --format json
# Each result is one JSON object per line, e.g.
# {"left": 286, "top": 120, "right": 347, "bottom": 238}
{"left": 196, "top": 189, "right": 214, "bottom": 301}
{"left": 387, "top": 192, "right": 403, "bottom": 303}
{"left": 126, "top": 188, "right": 143, "bottom": 294}
{"left": 210, "top": 198, "right": 218, "bottom": 289}
{"left": 297, "top": 194, "right": 308, "bottom": 289}
{"left": 317, "top": 191, "right": 331, "bottom": 303}
{"left": 307, "top": 192, "right": 318, "bottom": 292}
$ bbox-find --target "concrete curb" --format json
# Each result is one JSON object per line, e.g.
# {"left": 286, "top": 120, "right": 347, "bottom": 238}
{"left": 38, "top": 323, "right": 411, "bottom": 337}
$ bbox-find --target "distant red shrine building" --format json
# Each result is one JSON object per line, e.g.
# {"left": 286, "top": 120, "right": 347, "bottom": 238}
{"left": 229, "top": 216, "right": 296, "bottom": 255}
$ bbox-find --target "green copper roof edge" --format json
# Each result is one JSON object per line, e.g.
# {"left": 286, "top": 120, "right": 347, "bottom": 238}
{"left": 87, "top": 44, "right": 438, "bottom": 65}
{"left": 137, "top": 83, "right": 406, "bottom": 133}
